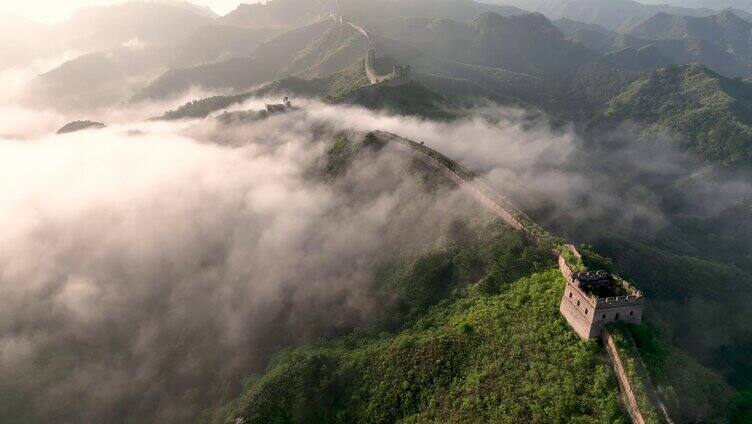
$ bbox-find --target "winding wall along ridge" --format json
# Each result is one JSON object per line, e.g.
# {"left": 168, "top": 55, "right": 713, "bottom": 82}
{"left": 372, "top": 130, "right": 671, "bottom": 424}
{"left": 331, "top": 14, "right": 402, "bottom": 85}
{"left": 364, "top": 48, "right": 386, "bottom": 85}
{"left": 372, "top": 131, "right": 528, "bottom": 233}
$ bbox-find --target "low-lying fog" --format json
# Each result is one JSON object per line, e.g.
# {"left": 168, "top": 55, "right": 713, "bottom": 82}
{"left": 1, "top": 60, "right": 750, "bottom": 420}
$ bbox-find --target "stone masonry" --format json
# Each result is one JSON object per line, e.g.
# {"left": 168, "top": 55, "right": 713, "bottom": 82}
{"left": 330, "top": 13, "right": 410, "bottom": 86}
{"left": 368, "top": 132, "right": 659, "bottom": 423}
{"left": 558, "top": 246, "right": 644, "bottom": 339}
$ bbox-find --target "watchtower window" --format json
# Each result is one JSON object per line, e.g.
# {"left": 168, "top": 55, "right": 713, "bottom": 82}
{"left": 629, "top": 310, "right": 634, "bottom": 316}
{"left": 602, "top": 314, "right": 606, "bottom": 320}
{"left": 615, "top": 313, "right": 620, "bottom": 321}
{"left": 585, "top": 308, "right": 588, "bottom": 315}
{"left": 576, "top": 300, "right": 580, "bottom": 306}
{"left": 569, "top": 292, "right": 572, "bottom": 298}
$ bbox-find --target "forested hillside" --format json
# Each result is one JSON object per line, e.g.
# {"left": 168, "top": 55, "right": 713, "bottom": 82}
{"left": 603, "top": 64, "right": 752, "bottom": 166}
{"left": 196, "top": 133, "right": 741, "bottom": 424}
{"left": 6, "top": 0, "right": 752, "bottom": 422}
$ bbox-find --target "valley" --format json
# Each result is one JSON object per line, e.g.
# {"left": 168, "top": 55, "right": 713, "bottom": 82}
{"left": 2, "top": 0, "right": 752, "bottom": 423}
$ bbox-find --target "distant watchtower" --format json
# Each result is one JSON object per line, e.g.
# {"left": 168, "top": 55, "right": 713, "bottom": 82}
{"left": 265, "top": 97, "right": 293, "bottom": 113}
{"left": 558, "top": 246, "right": 644, "bottom": 339}
{"left": 391, "top": 64, "right": 410, "bottom": 79}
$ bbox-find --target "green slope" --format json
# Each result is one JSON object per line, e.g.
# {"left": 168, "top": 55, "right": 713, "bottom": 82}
{"left": 202, "top": 264, "right": 739, "bottom": 423}
{"left": 592, "top": 234, "right": 752, "bottom": 390}
{"left": 279, "top": 22, "right": 369, "bottom": 78}
{"left": 193, "top": 133, "right": 739, "bottom": 424}
{"left": 341, "top": 81, "right": 455, "bottom": 120}
{"left": 203, "top": 269, "right": 629, "bottom": 424}
{"left": 137, "top": 20, "right": 369, "bottom": 100}
{"left": 621, "top": 324, "right": 740, "bottom": 423}
{"left": 603, "top": 64, "right": 752, "bottom": 167}
{"left": 158, "top": 57, "right": 371, "bottom": 121}
{"left": 171, "top": 24, "right": 283, "bottom": 68}
{"left": 258, "top": 57, "right": 371, "bottom": 100}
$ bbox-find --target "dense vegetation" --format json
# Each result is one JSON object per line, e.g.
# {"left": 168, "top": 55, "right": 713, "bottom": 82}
{"left": 539, "top": 177, "right": 752, "bottom": 420}
{"left": 203, "top": 253, "right": 743, "bottom": 423}
{"left": 619, "top": 323, "right": 747, "bottom": 423}
{"left": 606, "top": 324, "right": 665, "bottom": 424}
{"left": 190, "top": 133, "right": 741, "bottom": 424}
{"left": 13, "top": 0, "right": 752, "bottom": 422}
{"left": 591, "top": 235, "right": 752, "bottom": 390}
{"left": 202, "top": 266, "right": 632, "bottom": 423}
{"left": 603, "top": 64, "right": 752, "bottom": 166}
{"left": 342, "top": 81, "right": 455, "bottom": 120}
{"left": 150, "top": 10, "right": 752, "bottom": 420}
{"left": 151, "top": 5, "right": 752, "bottom": 169}
{"left": 197, "top": 133, "right": 630, "bottom": 423}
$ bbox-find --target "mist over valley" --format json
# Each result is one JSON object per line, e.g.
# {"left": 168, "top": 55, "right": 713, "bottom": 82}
{"left": 2, "top": 0, "right": 752, "bottom": 423}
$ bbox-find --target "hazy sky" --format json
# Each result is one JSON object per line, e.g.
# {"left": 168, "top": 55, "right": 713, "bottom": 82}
{"left": 0, "top": 0, "right": 260, "bottom": 23}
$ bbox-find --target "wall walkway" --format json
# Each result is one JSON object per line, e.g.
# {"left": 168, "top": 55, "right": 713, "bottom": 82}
{"left": 331, "top": 14, "right": 402, "bottom": 85}
{"left": 373, "top": 131, "right": 527, "bottom": 232}
{"left": 604, "top": 329, "right": 648, "bottom": 424}
{"left": 372, "top": 130, "right": 672, "bottom": 424}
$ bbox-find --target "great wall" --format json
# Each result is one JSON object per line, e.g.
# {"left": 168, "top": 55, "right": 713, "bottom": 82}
{"left": 212, "top": 12, "right": 673, "bottom": 421}
{"left": 367, "top": 130, "right": 673, "bottom": 424}
{"left": 330, "top": 14, "right": 410, "bottom": 86}
{"left": 557, "top": 245, "right": 644, "bottom": 340}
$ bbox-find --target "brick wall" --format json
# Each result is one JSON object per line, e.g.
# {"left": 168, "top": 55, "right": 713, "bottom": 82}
{"left": 604, "top": 329, "right": 647, "bottom": 424}
{"left": 558, "top": 250, "right": 644, "bottom": 339}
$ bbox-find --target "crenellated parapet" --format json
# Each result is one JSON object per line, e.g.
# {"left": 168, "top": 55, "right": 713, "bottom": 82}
{"left": 612, "top": 275, "right": 643, "bottom": 298}
{"left": 596, "top": 296, "right": 644, "bottom": 307}
{"left": 362, "top": 131, "right": 656, "bottom": 423}
{"left": 558, "top": 246, "right": 644, "bottom": 339}
{"left": 368, "top": 131, "right": 646, "bottom": 342}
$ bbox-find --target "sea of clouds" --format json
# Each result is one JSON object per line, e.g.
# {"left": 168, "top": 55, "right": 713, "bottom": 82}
{"left": 2, "top": 50, "right": 751, "bottom": 421}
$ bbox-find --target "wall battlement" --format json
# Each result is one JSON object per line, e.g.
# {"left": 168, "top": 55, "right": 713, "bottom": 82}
{"left": 369, "top": 131, "right": 660, "bottom": 424}
{"left": 558, "top": 246, "right": 644, "bottom": 339}
{"left": 365, "top": 131, "right": 657, "bottom": 424}
{"left": 369, "top": 131, "right": 647, "bottom": 342}
{"left": 597, "top": 296, "right": 644, "bottom": 307}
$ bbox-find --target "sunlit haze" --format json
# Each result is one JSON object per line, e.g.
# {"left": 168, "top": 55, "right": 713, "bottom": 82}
{"left": 0, "top": 0, "right": 258, "bottom": 23}
{"left": 2, "top": 0, "right": 752, "bottom": 422}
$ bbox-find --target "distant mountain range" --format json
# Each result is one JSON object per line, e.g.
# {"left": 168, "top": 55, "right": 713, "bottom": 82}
{"left": 376, "top": 12, "right": 603, "bottom": 78}
{"left": 638, "top": 0, "right": 752, "bottom": 12}
{"left": 10, "top": 0, "right": 752, "bottom": 168}
{"left": 7, "top": 2, "right": 752, "bottom": 424}
{"left": 486, "top": 0, "right": 724, "bottom": 30}
{"left": 627, "top": 10, "right": 752, "bottom": 52}
{"left": 220, "top": 0, "right": 527, "bottom": 28}
{"left": 557, "top": 10, "right": 752, "bottom": 77}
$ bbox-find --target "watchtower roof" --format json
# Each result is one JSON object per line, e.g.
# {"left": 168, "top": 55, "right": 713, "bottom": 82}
{"left": 573, "top": 271, "right": 633, "bottom": 298}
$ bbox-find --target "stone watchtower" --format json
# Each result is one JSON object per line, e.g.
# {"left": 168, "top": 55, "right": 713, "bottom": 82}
{"left": 558, "top": 246, "right": 644, "bottom": 339}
